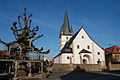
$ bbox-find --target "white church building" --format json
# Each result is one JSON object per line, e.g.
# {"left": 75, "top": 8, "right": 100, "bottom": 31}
{"left": 53, "top": 11, "right": 105, "bottom": 66}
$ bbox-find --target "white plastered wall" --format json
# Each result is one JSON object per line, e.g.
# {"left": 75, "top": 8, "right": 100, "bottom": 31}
{"left": 73, "top": 28, "right": 93, "bottom": 64}
{"left": 54, "top": 56, "right": 60, "bottom": 63}
{"left": 61, "top": 53, "right": 73, "bottom": 64}
{"left": 72, "top": 28, "right": 105, "bottom": 65}
{"left": 92, "top": 42, "right": 105, "bottom": 66}
{"left": 60, "top": 35, "right": 72, "bottom": 50}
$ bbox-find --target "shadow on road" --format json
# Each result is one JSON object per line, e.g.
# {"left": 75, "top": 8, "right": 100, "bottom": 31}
{"left": 60, "top": 66, "right": 120, "bottom": 80}
{"left": 104, "top": 70, "right": 120, "bottom": 74}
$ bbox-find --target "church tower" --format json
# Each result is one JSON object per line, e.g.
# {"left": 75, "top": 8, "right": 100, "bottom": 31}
{"left": 60, "top": 11, "right": 74, "bottom": 50}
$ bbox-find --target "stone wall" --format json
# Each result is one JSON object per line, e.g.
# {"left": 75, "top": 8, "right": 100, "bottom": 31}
{"left": 49, "top": 63, "right": 101, "bottom": 72}
{"left": 109, "top": 64, "right": 120, "bottom": 70}
{"left": 73, "top": 64, "right": 101, "bottom": 72}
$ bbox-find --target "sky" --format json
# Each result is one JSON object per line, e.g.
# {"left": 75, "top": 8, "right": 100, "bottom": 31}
{"left": 0, "top": 0, "right": 120, "bottom": 60}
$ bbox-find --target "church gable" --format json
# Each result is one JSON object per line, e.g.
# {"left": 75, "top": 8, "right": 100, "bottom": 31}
{"left": 72, "top": 27, "right": 105, "bottom": 64}
{"left": 72, "top": 28, "right": 93, "bottom": 56}
{"left": 73, "top": 28, "right": 91, "bottom": 43}
{"left": 61, "top": 27, "right": 104, "bottom": 54}
{"left": 73, "top": 27, "right": 103, "bottom": 51}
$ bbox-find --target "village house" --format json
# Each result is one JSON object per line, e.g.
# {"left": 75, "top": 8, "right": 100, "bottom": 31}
{"left": 105, "top": 46, "right": 120, "bottom": 66}
{"left": 53, "top": 11, "right": 105, "bottom": 67}
{"left": 0, "top": 50, "right": 9, "bottom": 58}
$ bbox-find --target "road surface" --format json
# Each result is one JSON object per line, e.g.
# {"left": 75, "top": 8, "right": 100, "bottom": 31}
{"left": 43, "top": 71, "right": 120, "bottom": 80}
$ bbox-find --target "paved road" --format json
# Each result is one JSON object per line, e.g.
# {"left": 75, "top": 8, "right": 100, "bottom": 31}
{"left": 43, "top": 71, "right": 120, "bottom": 80}
{"left": 4, "top": 70, "right": 120, "bottom": 80}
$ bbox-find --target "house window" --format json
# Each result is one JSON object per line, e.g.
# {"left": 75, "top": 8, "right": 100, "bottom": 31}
{"left": 116, "top": 48, "right": 119, "bottom": 52}
{"left": 87, "top": 45, "right": 90, "bottom": 49}
{"left": 77, "top": 45, "right": 80, "bottom": 49}
{"left": 82, "top": 36, "right": 84, "bottom": 39}
{"left": 117, "top": 55, "right": 119, "bottom": 58}
{"left": 97, "top": 52, "right": 100, "bottom": 55}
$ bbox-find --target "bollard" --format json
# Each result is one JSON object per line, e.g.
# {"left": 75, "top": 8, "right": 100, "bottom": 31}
{"left": 28, "top": 62, "right": 32, "bottom": 77}
{"left": 13, "top": 61, "right": 18, "bottom": 80}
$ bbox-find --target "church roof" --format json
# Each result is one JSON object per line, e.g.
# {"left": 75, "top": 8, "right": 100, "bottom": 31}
{"left": 79, "top": 49, "right": 91, "bottom": 54}
{"left": 60, "top": 11, "right": 73, "bottom": 37}
{"left": 66, "top": 27, "right": 82, "bottom": 46}
{"left": 61, "top": 46, "right": 72, "bottom": 53}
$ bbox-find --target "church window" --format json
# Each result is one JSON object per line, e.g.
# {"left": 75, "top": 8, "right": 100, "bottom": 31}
{"left": 77, "top": 45, "right": 80, "bottom": 49}
{"left": 66, "top": 37, "right": 68, "bottom": 40}
{"left": 82, "top": 36, "right": 84, "bottom": 39}
{"left": 67, "top": 56, "right": 70, "bottom": 59}
{"left": 87, "top": 45, "right": 90, "bottom": 49}
{"left": 97, "top": 52, "right": 100, "bottom": 55}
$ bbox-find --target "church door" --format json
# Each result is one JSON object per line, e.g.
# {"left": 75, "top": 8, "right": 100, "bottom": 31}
{"left": 83, "top": 59, "right": 87, "bottom": 64}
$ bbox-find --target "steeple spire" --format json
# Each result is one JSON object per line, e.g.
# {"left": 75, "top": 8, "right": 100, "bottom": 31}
{"left": 60, "top": 11, "right": 73, "bottom": 36}
{"left": 70, "top": 26, "right": 74, "bottom": 34}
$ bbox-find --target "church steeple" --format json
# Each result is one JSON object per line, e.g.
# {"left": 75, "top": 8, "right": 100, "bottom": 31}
{"left": 70, "top": 26, "right": 74, "bottom": 35}
{"left": 60, "top": 11, "right": 73, "bottom": 37}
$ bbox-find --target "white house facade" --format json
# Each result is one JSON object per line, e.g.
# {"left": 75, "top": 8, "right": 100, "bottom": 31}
{"left": 53, "top": 11, "right": 105, "bottom": 66}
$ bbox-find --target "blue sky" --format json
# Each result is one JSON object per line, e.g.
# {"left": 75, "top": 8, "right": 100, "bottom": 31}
{"left": 0, "top": 0, "right": 120, "bottom": 60}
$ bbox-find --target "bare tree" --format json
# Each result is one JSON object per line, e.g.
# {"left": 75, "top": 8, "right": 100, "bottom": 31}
{"left": 0, "top": 8, "right": 50, "bottom": 60}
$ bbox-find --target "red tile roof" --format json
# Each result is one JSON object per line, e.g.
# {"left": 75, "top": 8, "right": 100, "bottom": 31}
{"left": 105, "top": 46, "right": 120, "bottom": 55}
{"left": 0, "top": 50, "right": 9, "bottom": 55}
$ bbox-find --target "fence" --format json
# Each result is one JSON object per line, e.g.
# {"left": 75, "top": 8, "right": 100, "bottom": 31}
{"left": 109, "top": 64, "right": 120, "bottom": 70}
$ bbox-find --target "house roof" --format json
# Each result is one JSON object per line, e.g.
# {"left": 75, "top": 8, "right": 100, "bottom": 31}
{"left": 0, "top": 50, "right": 9, "bottom": 55}
{"left": 105, "top": 46, "right": 120, "bottom": 55}
{"left": 79, "top": 49, "right": 91, "bottom": 54}
{"left": 53, "top": 52, "right": 72, "bottom": 59}
{"left": 54, "top": 46, "right": 72, "bottom": 59}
